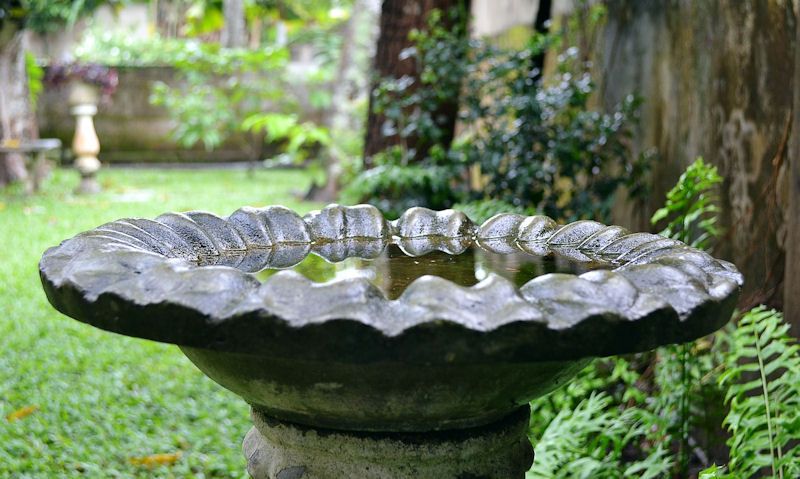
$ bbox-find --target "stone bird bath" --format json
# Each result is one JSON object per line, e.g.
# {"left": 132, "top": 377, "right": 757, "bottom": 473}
{"left": 39, "top": 204, "right": 742, "bottom": 478}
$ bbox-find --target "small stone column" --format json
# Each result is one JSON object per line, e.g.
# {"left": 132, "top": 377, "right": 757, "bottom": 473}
{"left": 71, "top": 104, "right": 101, "bottom": 194}
{"left": 244, "top": 406, "right": 534, "bottom": 479}
{"left": 69, "top": 82, "right": 101, "bottom": 194}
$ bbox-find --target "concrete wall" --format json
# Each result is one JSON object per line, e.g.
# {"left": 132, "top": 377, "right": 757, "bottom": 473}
{"left": 590, "top": 1, "right": 796, "bottom": 321}
{"left": 37, "top": 66, "right": 256, "bottom": 163}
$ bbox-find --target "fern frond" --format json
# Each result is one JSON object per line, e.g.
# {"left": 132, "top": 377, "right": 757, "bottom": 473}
{"left": 719, "top": 307, "right": 800, "bottom": 478}
{"left": 650, "top": 157, "right": 723, "bottom": 250}
{"left": 528, "top": 392, "right": 672, "bottom": 478}
{"left": 699, "top": 464, "right": 731, "bottom": 478}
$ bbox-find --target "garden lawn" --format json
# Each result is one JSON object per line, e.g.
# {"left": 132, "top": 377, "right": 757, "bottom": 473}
{"left": 0, "top": 167, "right": 318, "bottom": 478}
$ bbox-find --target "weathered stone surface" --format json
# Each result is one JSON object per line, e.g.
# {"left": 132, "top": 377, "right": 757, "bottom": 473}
{"left": 517, "top": 215, "right": 558, "bottom": 242}
{"left": 229, "top": 207, "right": 275, "bottom": 248}
{"left": 478, "top": 213, "right": 527, "bottom": 239}
{"left": 304, "top": 204, "right": 391, "bottom": 241}
{"left": 259, "top": 207, "right": 311, "bottom": 244}
{"left": 40, "top": 204, "right": 743, "bottom": 431}
{"left": 393, "top": 207, "right": 476, "bottom": 238}
{"left": 182, "top": 344, "right": 586, "bottom": 431}
{"left": 243, "top": 407, "right": 534, "bottom": 479}
{"left": 40, "top": 204, "right": 743, "bottom": 359}
{"left": 547, "top": 221, "right": 605, "bottom": 246}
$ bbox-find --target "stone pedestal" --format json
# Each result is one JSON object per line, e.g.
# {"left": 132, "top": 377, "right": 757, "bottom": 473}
{"left": 244, "top": 407, "right": 533, "bottom": 479}
{"left": 70, "top": 102, "right": 101, "bottom": 194}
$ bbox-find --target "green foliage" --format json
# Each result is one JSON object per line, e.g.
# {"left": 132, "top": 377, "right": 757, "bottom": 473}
{"left": 371, "top": 8, "right": 470, "bottom": 158}
{"left": 243, "top": 112, "right": 331, "bottom": 165}
{"left": 460, "top": 47, "right": 646, "bottom": 222}
{"left": 646, "top": 156, "right": 726, "bottom": 474}
{"left": 718, "top": 307, "right": 800, "bottom": 478}
{"left": 525, "top": 158, "right": 800, "bottom": 479}
{"left": 651, "top": 157, "right": 722, "bottom": 250}
{"left": 75, "top": 30, "right": 208, "bottom": 66}
{"left": 699, "top": 464, "right": 728, "bottom": 478}
{"left": 529, "top": 393, "right": 672, "bottom": 478}
{"left": 24, "top": 52, "right": 42, "bottom": 110}
{"left": 340, "top": 147, "right": 456, "bottom": 218}
{"left": 452, "top": 199, "right": 532, "bottom": 224}
{"left": 528, "top": 357, "right": 647, "bottom": 442}
{"left": 148, "top": 44, "right": 291, "bottom": 152}
{"left": 350, "top": 9, "right": 647, "bottom": 223}
{"left": 11, "top": 0, "right": 124, "bottom": 33}
{"left": 652, "top": 338, "right": 727, "bottom": 476}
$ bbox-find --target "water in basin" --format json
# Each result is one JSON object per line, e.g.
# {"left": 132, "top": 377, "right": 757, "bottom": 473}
{"left": 252, "top": 242, "right": 609, "bottom": 299}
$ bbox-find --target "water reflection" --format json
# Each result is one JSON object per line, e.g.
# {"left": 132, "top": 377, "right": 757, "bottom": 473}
{"left": 245, "top": 242, "right": 609, "bottom": 299}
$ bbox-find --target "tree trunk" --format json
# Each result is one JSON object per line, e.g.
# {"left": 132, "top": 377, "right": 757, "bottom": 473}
{"left": 221, "top": 0, "right": 247, "bottom": 48}
{"left": 786, "top": 16, "right": 800, "bottom": 336}
{"left": 363, "top": 0, "right": 469, "bottom": 168}
{"left": 0, "top": 26, "right": 32, "bottom": 188}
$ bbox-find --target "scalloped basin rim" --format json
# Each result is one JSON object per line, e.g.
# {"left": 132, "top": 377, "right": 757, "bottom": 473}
{"left": 39, "top": 204, "right": 743, "bottom": 361}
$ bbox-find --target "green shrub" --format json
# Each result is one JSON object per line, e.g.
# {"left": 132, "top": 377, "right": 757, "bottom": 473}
{"left": 718, "top": 307, "right": 800, "bottom": 478}
{"left": 525, "top": 158, "right": 800, "bottom": 478}
{"left": 651, "top": 157, "right": 722, "bottom": 251}
{"left": 340, "top": 147, "right": 457, "bottom": 218}
{"left": 530, "top": 393, "right": 673, "bottom": 478}
{"left": 453, "top": 199, "right": 532, "bottom": 224}
{"left": 347, "top": 8, "right": 648, "bottom": 223}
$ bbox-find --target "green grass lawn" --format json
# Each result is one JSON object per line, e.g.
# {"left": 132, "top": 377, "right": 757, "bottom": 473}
{"left": 0, "top": 167, "right": 318, "bottom": 478}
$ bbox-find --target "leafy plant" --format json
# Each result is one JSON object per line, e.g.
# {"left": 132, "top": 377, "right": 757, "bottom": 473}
{"left": 452, "top": 199, "right": 532, "bottom": 224}
{"left": 348, "top": 8, "right": 647, "bottom": 223}
{"left": 149, "top": 44, "right": 290, "bottom": 153}
{"left": 651, "top": 157, "right": 722, "bottom": 250}
{"left": 529, "top": 392, "right": 672, "bottom": 478}
{"left": 718, "top": 307, "right": 800, "bottom": 478}
{"left": 460, "top": 46, "right": 646, "bottom": 223}
{"left": 369, "top": 7, "right": 470, "bottom": 162}
{"left": 24, "top": 52, "right": 42, "bottom": 110}
{"left": 75, "top": 30, "right": 208, "bottom": 66}
{"left": 699, "top": 464, "right": 728, "bottom": 478}
{"left": 243, "top": 112, "right": 331, "bottom": 169}
{"left": 647, "top": 156, "right": 726, "bottom": 475}
{"left": 8, "top": 0, "right": 123, "bottom": 33}
{"left": 524, "top": 156, "right": 798, "bottom": 479}
{"left": 339, "top": 147, "right": 457, "bottom": 218}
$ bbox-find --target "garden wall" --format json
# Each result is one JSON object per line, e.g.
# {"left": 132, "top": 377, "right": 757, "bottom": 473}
{"left": 37, "top": 66, "right": 255, "bottom": 163}
{"left": 590, "top": 0, "right": 799, "bottom": 327}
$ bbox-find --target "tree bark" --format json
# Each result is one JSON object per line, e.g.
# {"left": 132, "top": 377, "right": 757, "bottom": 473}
{"left": 363, "top": 0, "right": 469, "bottom": 168}
{"left": 786, "top": 16, "right": 800, "bottom": 336}
{"left": 221, "top": 0, "right": 247, "bottom": 48}
{"left": 0, "top": 25, "right": 32, "bottom": 187}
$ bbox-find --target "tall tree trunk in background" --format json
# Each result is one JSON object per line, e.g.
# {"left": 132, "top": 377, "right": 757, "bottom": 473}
{"left": 530, "top": 0, "right": 552, "bottom": 83}
{"left": 221, "top": 0, "right": 247, "bottom": 48}
{"left": 0, "top": 26, "right": 31, "bottom": 187}
{"left": 362, "top": 0, "right": 469, "bottom": 168}
{"left": 786, "top": 18, "right": 800, "bottom": 336}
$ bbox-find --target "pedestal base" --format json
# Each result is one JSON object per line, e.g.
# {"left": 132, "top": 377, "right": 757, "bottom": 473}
{"left": 76, "top": 176, "right": 101, "bottom": 194}
{"left": 74, "top": 156, "right": 101, "bottom": 194}
{"left": 244, "top": 407, "right": 533, "bottom": 479}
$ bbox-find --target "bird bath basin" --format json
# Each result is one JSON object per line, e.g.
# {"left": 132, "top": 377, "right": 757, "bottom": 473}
{"left": 39, "top": 204, "right": 742, "bottom": 478}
